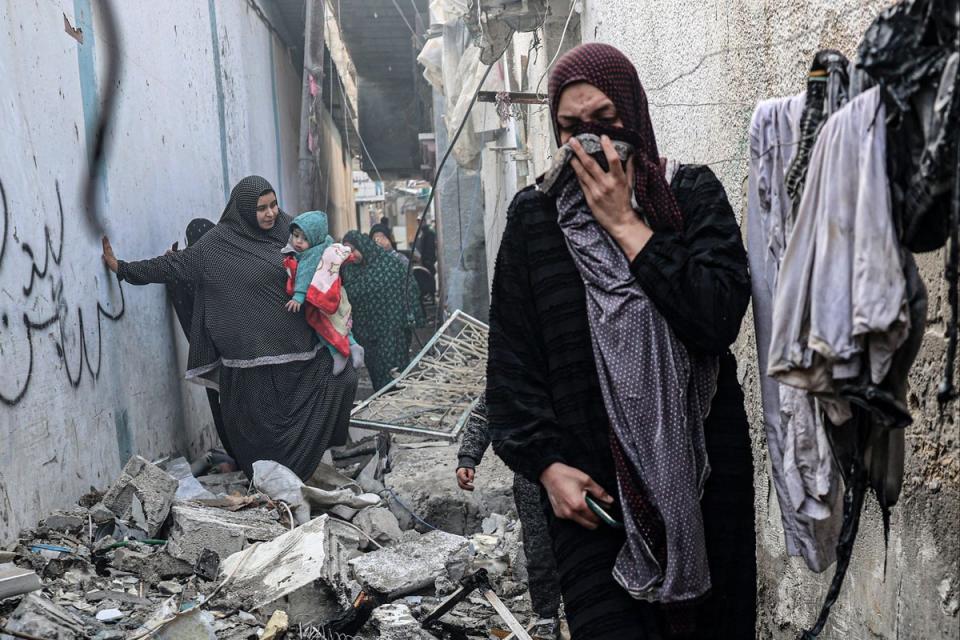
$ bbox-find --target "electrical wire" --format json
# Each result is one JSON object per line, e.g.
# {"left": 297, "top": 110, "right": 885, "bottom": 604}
{"left": 82, "top": 0, "right": 121, "bottom": 238}
{"left": 533, "top": 0, "right": 579, "bottom": 99}
{"left": 388, "top": 0, "right": 423, "bottom": 45}
{"left": 333, "top": 64, "right": 385, "bottom": 185}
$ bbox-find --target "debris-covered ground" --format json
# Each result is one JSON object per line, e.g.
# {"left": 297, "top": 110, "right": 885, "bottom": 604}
{"left": 0, "top": 432, "right": 558, "bottom": 640}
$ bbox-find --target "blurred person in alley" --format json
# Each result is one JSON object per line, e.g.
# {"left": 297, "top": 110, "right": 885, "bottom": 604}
{"left": 341, "top": 230, "right": 424, "bottom": 391}
{"left": 456, "top": 395, "right": 563, "bottom": 639}
{"left": 101, "top": 176, "right": 358, "bottom": 481}
{"left": 485, "top": 44, "right": 755, "bottom": 639}
{"left": 369, "top": 222, "right": 410, "bottom": 268}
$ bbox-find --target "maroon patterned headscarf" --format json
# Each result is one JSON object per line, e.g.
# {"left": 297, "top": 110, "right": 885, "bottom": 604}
{"left": 548, "top": 43, "right": 684, "bottom": 232}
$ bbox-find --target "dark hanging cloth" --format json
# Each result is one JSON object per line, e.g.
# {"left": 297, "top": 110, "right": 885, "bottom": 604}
{"left": 341, "top": 231, "right": 424, "bottom": 391}
{"left": 783, "top": 50, "right": 851, "bottom": 212}
{"left": 857, "top": 0, "right": 960, "bottom": 401}
{"left": 487, "top": 164, "right": 754, "bottom": 637}
{"left": 163, "top": 218, "right": 233, "bottom": 459}
{"left": 118, "top": 176, "right": 357, "bottom": 479}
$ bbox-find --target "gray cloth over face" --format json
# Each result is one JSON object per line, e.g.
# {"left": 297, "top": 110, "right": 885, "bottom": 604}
{"left": 541, "top": 133, "right": 719, "bottom": 603}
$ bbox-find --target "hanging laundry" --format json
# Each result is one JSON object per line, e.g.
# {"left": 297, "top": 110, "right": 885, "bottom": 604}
{"left": 768, "top": 86, "right": 911, "bottom": 418}
{"left": 747, "top": 94, "right": 842, "bottom": 573}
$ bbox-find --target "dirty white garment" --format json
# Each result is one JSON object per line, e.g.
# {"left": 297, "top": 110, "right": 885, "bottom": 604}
{"left": 768, "top": 86, "right": 909, "bottom": 423}
{"left": 747, "top": 95, "right": 842, "bottom": 572}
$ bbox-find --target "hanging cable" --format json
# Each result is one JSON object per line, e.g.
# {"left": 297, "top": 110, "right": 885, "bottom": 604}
{"left": 533, "top": 0, "right": 579, "bottom": 99}
{"left": 388, "top": 0, "right": 423, "bottom": 45}
{"left": 82, "top": 0, "right": 122, "bottom": 238}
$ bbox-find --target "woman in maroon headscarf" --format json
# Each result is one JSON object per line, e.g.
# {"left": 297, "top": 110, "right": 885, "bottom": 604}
{"left": 486, "top": 43, "right": 755, "bottom": 639}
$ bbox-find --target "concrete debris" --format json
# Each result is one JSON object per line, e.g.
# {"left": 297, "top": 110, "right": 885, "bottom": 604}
{"left": 369, "top": 603, "right": 434, "bottom": 639}
{"left": 384, "top": 444, "right": 514, "bottom": 534}
{"left": 260, "top": 610, "right": 289, "bottom": 640}
{"left": 218, "top": 515, "right": 360, "bottom": 627}
{"left": 0, "top": 563, "right": 41, "bottom": 599}
{"left": 1, "top": 592, "right": 87, "bottom": 639}
{"left": 165, "top": 503, "right": 285, "bottom": 564}
{"left": 100, "top": 455, "right": 178, "bottom": 537}
{"left": 1, "top": 436, "right": 545, "bottom": 639}
{"left": 350, "top": 530, "right": 469, "bottom": 598}
{"left": 354, "top": 507, "right": 404, "bottom": 550}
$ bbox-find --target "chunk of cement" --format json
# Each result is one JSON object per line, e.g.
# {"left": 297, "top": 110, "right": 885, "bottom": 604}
{"left": 0, "top": 563, "right": 41, "bottom": 599}
{"left": 218, "top": 515, "right": 361, "bottom": 626}
{"left": 95, "top": 608, "right": 125, "bottom": 623}
{"left": 137, "top": 598, "right": 216, "bottom": 640}
{"left": 38, "top": 509, "right": 88, "bottom": 534}
{"left": 350, "top": 530, "right": 468, "bottom": 598}
{"left": 354, "top": 507, "right": 404, "bottom": 549}
{"left": 1, "top": 592, "right": 86, "bottom": 639}
{"left": 165, "top": 503, "right": 285, "bottom": 564}
{"left": 370, "top": 603, "right": 433, "bottom": 640}
{"left": 100, "top": 456, "right": 178, "bottom": 537}
{"left": 196, "top": 471, "right": 249, "bottom": 497}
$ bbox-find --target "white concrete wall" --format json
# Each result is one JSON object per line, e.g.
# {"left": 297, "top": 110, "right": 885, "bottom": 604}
{"left": 0, "top": 1, "right": 334, "bottom": 542}
{"left": 580, "top": 1, "right": 960, "bottom": 638}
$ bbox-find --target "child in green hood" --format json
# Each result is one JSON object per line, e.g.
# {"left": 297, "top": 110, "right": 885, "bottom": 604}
{"left": 282, "top": 211, "right": 364, "bottom": 375}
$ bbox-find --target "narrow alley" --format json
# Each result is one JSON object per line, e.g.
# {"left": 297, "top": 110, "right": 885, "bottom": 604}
{"left": 0, "top": 1, "right": 957, "bottom": 639}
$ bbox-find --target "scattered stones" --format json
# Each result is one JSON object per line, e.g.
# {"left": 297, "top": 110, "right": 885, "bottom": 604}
{"left": 350, "top": 530, "right": 469, "bottom": 598}
{"left": 86, "top": 589, "right": 150, "bottom": 606}
{"left": 2, "top": 593, "right": 87, "bottom": 639}
{"left": 260, "top": 610, "right": 289, "bottom": 640}
{"left": 100, "top": 456, "right": 178, "bottom": 537}
{"left": 165, "top": 503, "right": 285, "bottom": 564}
{"left": 38, "top": 510, "right": 88, "bottom": 534}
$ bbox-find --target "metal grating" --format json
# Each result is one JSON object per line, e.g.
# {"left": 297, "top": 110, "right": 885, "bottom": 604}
{"left": 350, "top": 310, "right": 488, "bottom": 439}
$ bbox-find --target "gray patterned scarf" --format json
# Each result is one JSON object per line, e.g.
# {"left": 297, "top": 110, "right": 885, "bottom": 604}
{"left": 541, "top": 134, "right": 718, "bottom": 603}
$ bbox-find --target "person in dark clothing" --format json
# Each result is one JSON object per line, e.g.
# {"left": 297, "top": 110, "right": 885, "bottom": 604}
{"left": 369, "top": 223, "right": 410, "bottom": 268}
{"left": 102, "top": 177, "right": 358, "bottom": 480}
{"left": 456, "top": 396, "right": 562, "bottom": 638}
{"left": 486, "top": 43, "right": 755, "bottom": 639}
{"left": 415, "top": 220, "right": 437, "bottom": 275}
{"left": 165, "top": 218, "right": 236, "bottom": 471}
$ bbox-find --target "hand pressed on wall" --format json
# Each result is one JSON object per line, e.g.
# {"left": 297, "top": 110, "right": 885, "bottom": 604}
{"left": 569, "top": 135, "right": 653, "bottom": 261}
{"left": 101, "top": 236, "right": 119, "bottom": 273}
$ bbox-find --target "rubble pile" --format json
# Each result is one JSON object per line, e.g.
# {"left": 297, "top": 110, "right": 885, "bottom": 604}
{"left": 0, "top": 437, "right": 544, "bottom": 640}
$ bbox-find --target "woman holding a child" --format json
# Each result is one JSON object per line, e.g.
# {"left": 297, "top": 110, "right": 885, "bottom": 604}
{"left": 101, "top": 176, "right": 358, "bottom": 480}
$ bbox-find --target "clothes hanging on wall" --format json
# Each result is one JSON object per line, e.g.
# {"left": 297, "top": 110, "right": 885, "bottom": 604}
{"left": 747, "top": 94, "right": 842, "bottom": 573}
{"left": 746, "top": 1, "right": 954, "bottom": 634}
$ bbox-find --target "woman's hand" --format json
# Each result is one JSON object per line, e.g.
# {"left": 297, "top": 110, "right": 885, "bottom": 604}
{"left": 569, "top": 135, "right": 653, "bottom": 261}
{"left": 101, "top": 236, "right": 119, "bottom": 273}
{"left": 540, "top": 462, "right": 614, "bottom": 530}
{"left": 456, "top": 467, "right": 476, "bottom": 491}
{"left": 285, "top": 300, "right": 301, "bottom": 313}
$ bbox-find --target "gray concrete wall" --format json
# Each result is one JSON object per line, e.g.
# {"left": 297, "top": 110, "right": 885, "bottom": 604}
{"left": 581, "top": 1, "right": 959, "bottom": 637}
{"left": 0, "top": 1, "right": 347, "bottom": 542}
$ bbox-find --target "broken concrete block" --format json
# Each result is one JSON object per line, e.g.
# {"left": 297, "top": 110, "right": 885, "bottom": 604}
{"left": 0, "top": 563, "right": 41, "bottom": 599}
{"left": 100, "top": 456, "right": 178, "bottom": 537}
{"left": 158, "top": 580, "right": 184, "bottom": 595}
{"left": 1, "top": 592, "right": 87, "bottom": 639}
{"left": 110, "top": 548, "right": 194, "bottom": 584}
{"left": 370, "top": 603, "right": 434, "bottom": 640}
{"left": 38, "top": 509, "right": 89, "bottom": 534}
{"left": 136, "top": 598, "right": 216, "bottom": 640}
{"left": 95, "top": 607, "right": 125, "bottom": 623}
{"left": 354, "top": 507, "right": 403, "bottom": 549}
{"left": 165, "top": 503, "right": 285, "bottom": 565}
{"left": 350, "top": 529, "right": 468, "bottom": 598}
{"left": 218, "top": 515, "right": 360, "bottom": 626}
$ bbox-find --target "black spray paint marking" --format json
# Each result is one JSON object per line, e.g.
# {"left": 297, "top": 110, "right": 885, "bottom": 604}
{"left": 0, "top": 177, "right": 125, "bottom": 407}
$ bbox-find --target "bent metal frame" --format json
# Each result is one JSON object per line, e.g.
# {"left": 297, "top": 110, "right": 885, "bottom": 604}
{"left": 349, "top": 310, "right": 488, "bottom": 440}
